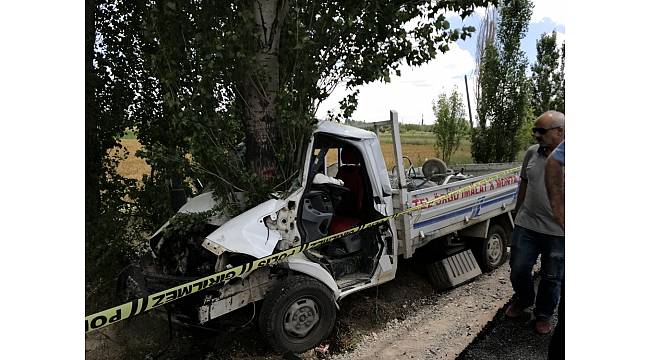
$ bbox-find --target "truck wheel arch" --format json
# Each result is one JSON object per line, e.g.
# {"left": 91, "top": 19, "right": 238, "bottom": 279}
{"left": 281, "top": 255, "right": 341, "bottom": 301}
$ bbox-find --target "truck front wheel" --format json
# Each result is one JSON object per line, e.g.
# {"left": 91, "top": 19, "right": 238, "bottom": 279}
{"left": 259, "top": 275, "right": 336, "bottom": 353}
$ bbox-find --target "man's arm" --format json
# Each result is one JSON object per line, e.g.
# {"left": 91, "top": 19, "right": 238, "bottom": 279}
{"left": 545, "top": 156, "right": 564, "bottom": 230}
{"left": 514, "top": 148, "right": 532, "bottom": 216}
{"left": 514, "top": 177, "right": 527, "bottom": 215}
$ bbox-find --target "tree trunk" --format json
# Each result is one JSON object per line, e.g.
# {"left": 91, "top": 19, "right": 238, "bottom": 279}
{"left": 242, "top": 0, "right": 287, "bottom": 182}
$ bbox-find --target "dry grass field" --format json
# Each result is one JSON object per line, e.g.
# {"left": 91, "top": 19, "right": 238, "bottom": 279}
{"left": 116, "top": 139, "right": 472, "bottom": 180}
{"left": 116, "top": 139, "right": 150, "bottom": 179}
{"left": 380, "top": 141, "right": 474, "bottom": 168}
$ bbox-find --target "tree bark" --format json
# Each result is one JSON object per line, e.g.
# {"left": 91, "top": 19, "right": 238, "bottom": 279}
{"left": 242, "top": 0, "right": 287, "bottom": 182}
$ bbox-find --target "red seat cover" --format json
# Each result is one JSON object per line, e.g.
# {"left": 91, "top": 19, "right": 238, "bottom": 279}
{"left": 329, "top": 215, "right": 361, "bottom": 234}
{"left": 335, "top": 147, "right": 364, "bottom": 212}
{"left": 329, "top": 147, "right": 364, "bottom": 235}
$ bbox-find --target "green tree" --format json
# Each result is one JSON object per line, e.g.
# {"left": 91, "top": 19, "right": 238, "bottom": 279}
{"left": 473, "top": 5, "right": 498, "bottom": 117}
{"left": 555, "top": 41, "right": 565, "bottom": 113}
{"left": 472, "top": 42, "right": 500, "bottom": 163}
{"left": 531, "top": 31, "right": 564, "bottom": 115}
{"left": 239, "top": 0, "right": 497, "bottom": 195}
{"left": 86, "top": 0, "right": 146, "bottom": 305}
{"left": 89, "top": 0, "right": 497, "bottom": 203}
{"left": 144, "top": 1, "right": 495, "bottom": 196}
{"left": 432, "top": 88, "right": 469, "bottom": 163}
{"left": 471, "top": 0, "right": 533, "bottom": 163}
{"left": 515, "top": 104, "right": 537, "bottom": 151}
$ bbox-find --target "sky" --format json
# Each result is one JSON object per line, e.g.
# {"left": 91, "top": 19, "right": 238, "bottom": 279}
{"left": 316, "top": 0, "right": 566, "bottom": 125}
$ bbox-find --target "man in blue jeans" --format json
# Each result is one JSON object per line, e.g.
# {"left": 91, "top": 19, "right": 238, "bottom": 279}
{"left": 506, "top": 111, "right": 565, "bottom": 335}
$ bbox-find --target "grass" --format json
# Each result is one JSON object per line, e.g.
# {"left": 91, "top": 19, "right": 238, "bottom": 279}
{"left": 379, "top": 131, "right": 436, "bottom": 145}
{"left": 122, "top": 128, "right": 137, "bottom": 139}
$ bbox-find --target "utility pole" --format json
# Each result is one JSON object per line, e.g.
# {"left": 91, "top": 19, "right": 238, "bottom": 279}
{"left": 464, "top": 74, "right": 473, "bottom": 128}
{"left": 421, "top": 114, "right": 424, "bottom": 126}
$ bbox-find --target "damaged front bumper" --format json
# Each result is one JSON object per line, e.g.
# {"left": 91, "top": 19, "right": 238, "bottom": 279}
{"left": 121, "top": 260, "right": 280, "bottom": 326}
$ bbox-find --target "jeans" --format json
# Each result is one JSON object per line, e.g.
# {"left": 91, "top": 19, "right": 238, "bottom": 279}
{"left": 548, "top": 279, "right": 565, "bottom": 359}
{"left": 510, "top": 225, "right": 565, "bottom": 321}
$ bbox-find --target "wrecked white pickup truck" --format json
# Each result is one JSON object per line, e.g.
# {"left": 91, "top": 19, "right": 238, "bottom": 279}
{"left": 133, "top": 110, "right": 520, "bottom": 353}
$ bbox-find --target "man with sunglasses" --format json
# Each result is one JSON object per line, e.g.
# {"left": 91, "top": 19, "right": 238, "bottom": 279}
{"left": 506, "top": 111, "right": 565, "bottom": 336}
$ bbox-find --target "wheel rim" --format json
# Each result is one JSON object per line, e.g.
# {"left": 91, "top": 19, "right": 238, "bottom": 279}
{"left": 283, "top": 297, "right": 320, "bottom": 338}
{"left": 486, "top": 233, "right": 503, "bottom": 265}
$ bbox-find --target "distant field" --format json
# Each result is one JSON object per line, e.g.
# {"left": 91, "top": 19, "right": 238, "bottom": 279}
{"left": 116, "top": 139, "right": 468, "bottom": 181}
{"left": 116, "top": 139, "right": 150, "bottom": 179}
{"left": 378, "top": 131, "right": 437, "bottom": 146}
{"left": 116, "top": 131, "right": 522, "bottom": 180}
{"left": 380, "top": 140, "right": 474, "bottom": 169}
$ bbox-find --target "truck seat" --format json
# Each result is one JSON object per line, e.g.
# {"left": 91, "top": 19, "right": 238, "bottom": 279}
{"left": 329, "top": 147, "right": 364, "bottom": 235}
{"left": 328, "top": 216, "right": 361, "bottom": 234}
{"left": 334, "top": 147, "right": 364, "bottom": 212}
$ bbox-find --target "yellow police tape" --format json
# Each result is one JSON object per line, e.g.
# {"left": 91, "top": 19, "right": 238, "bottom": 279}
{"left": 85, "top": 166, "right": 520, "bottom": 333}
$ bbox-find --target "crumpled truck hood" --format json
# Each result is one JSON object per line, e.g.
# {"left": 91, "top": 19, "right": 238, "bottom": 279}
{"left": 203, "top": 199, "right": 285, "bottom": 259}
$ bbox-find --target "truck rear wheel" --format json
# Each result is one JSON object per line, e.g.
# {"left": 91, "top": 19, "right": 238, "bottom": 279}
{"left": 473, "top": 224, "right": 508, "bottom": 272}
{"left": 259, "top": 275, "right": 336, "bottom": 353}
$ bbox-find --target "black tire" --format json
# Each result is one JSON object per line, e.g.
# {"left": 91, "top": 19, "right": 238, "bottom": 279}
{"left": 473, "top": 224, "right": 508, "bottom": 272}
{"left": 259, "top": 275, "right": 337, "bottom": 353}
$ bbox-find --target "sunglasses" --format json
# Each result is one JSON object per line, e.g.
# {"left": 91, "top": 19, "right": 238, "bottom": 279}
{"left": 532, "top": 126, "right": 561, "bottom": 135}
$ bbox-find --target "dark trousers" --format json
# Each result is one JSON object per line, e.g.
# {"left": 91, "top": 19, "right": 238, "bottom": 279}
{"left": 548, "top": 280, "right": 565, "bottom": 359}
{"left": 509, "top": 225, "right": 565, "bottom": 320}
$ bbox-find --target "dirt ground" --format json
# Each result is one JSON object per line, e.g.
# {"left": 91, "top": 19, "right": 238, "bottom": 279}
{"left": 327, "top": 264, "right": 515, "bottom": 360}
{"left": 85, "top": 254, "right": 528, "bottom": 360}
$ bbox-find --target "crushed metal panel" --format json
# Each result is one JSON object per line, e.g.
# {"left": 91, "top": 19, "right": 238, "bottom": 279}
{"left": 198, "top": 268, "right": 276, "bottom": 324}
